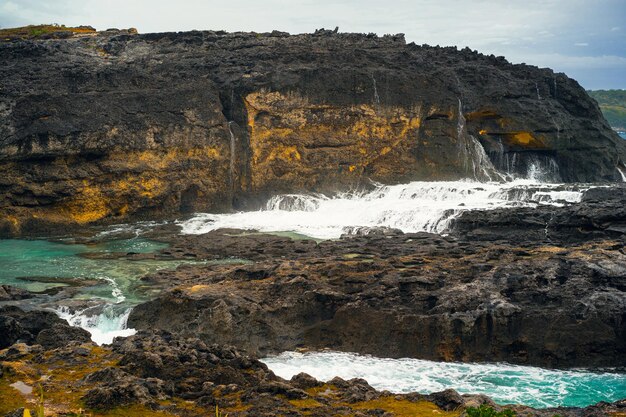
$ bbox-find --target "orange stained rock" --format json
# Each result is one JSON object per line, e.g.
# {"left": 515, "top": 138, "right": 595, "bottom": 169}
{"left": 61, "top": 180, "right": 110, "bottom": 223}
{"left": 504, "top": 131, "right": 546, "bottom": 148}
{"left": 512, "top": 132, "right": 534, "bottom": 145}
{"left": 464, "top": 110, "right": 500, "bottom": 122}
{"left": 243, "top": 90, "right": 423, "bottom": 189}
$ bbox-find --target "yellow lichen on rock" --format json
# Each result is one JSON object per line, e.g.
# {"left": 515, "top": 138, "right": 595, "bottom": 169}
{"left": 137, "top": 177, "right": 165, "bottom": 198}
{"left": 349, "top": 397, "right": 460, "bottom": 417}
{"left": 61, "top": 180, "right": 111, "bottom": 224}
{"left": 289, "top": 398, "right": 323, "bottom": 409}
{"left": 511, "top": 132, "right": 534, "bottom": 145}
{"left": 0, "top": 383, "right": 27, "bottom": 415}
{"left": 267, "top": 145, "right": 302, "bottom": 163}
{"left": 114, "top": 147, "right": 223, "bottom": 170}
{"left": 506, "top": 131, "right": 545, "bottom": 148}
{"left": 244, "top": 90, "right": 423, "bottom": 190}
{"left": 2, "top": 215, "right": 21, "bottom": 234}
{"left": 59, "top": 174, "right": 167, "bottom": 224}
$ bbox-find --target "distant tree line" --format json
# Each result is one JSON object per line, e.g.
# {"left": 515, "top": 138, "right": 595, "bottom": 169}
{"left": 587, "top": 89, "right": 626, "bottom": 131}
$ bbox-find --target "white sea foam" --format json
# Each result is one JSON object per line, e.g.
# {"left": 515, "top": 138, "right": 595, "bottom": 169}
{"left": 94, "top": 221, "right": 166, "bottom": 239}
{"left": 57, "top": 306, "right": 136, "bottom": 345}
{"left": 261, "top": 351, "right": 626, "bottom": 408}
{"left": 179, "top": 180, "right": 589, "bottom": 239}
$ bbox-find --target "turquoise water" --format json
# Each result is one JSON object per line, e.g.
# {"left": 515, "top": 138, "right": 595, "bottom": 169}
{"left": 263, "top": 351, "right": 626, "bottom": 408}
{"left": 619, "top": 131, "right": 626, "bottom": 139}
{"left": 1, "top": 238, "right": 625, "bottom": 406}
{"left": 0, "top": 238, "right": 172, "bottom": 301}
{"left": 0, "top": 237, "right": 211, "bottom": 343}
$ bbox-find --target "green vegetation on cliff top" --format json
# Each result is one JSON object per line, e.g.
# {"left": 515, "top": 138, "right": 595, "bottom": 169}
{"left": 587, "top": 89, "right": 626, "bottom": 130}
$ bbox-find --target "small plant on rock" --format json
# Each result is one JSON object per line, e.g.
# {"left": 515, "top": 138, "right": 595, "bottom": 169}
{"left": 465, "top": 404, "right": 516, "bottom": 417}
{"left": 23, "top": 386, "right": 44, "bottom": 417}
{"left": 215, "top": 404, "right": 228, "bottom": 417}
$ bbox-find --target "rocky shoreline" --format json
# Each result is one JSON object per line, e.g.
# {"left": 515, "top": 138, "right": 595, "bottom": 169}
{"left": 1, "top": 26, "right": 625, "bottom": 416}
{"left": 126, "top": 189, "right": 626, "bottom": 368}
{"left": 1, "top": 185, "right": 625, "bottom": 416}
{"left": 2, "top": 29, "right": 626, "bottom": 236}
{"left": 2, "top": 328, "right": 623, "bottom": 417}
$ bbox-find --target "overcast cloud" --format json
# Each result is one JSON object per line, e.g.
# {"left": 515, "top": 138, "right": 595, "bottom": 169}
{"left": 1, "top": 0, "right": 624, "bottom": 89}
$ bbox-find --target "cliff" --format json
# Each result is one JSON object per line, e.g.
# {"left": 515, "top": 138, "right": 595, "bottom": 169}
{"left": 1, "top": 29, "right": 625, "bottom": 235}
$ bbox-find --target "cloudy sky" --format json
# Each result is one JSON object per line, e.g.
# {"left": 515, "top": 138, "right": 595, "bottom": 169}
{"left": 1, "top": 0, "right": 625, "bottom": 89}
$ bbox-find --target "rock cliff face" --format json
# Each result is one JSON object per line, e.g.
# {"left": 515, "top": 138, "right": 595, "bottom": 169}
{"left": 1, "top": 29, "right": 625, "bottom": 234}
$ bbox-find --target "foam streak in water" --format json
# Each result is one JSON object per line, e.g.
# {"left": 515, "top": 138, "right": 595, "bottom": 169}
{"left": 261, "top": 351, "right": 626, "bottom": 409}
{"left": 180, "top": 180, "right": 589, "bottom": 240}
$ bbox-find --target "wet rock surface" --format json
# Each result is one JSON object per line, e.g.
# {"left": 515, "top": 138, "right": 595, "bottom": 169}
{"left": 1, "top": 330, "right": 624, "bottom": 417}
{"left": 127, "top": 192, "right": 626, "bottom": 368}
{"left": 2, "top": 30, "right": 625, "bottom": 236}
{"left": 0, "top": 305, "right": 91, "bottom": 349}
{"left": 451, "top": 184, "right": 626, "bottom": 242}
{"left": 0, "top": 286, "right": 33, "bottom": 302}
{"left": 0, "top": 189, "right": 624, "bottom": 414}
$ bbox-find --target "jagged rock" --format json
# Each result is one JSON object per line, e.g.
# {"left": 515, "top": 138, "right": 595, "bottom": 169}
{"left": 1, "top": 331, "right": 624, "bottom": 416}
{"left": 0, "top": 316, "right": 21, "bottom": 349}
{"left": 0, "top": 306, "right": 89, "bottom": 349}
{"left": 35, "top": 323, "right": 91, "bottom": 349}
{"left": 0, "top": 285, "right": 33, "bottom": 301}
{"left": 1, "top": 30, "right": 624, "bottom": 236}
{"left": 82, "top": 381, "right": 156, "bottom": 410}
{"left": 450, "top": 184, "right": 626, "bottom": 242}
{"left": 128, "top": 224, "right": 626, "bottom": 368}
{"left": 290, "top": 372, "right": 323, "bottom": 390}
{"left": 82, "top": 367, "right": 170, "bottom": 410}
{"left": 425, "top": 389, "right": 465, "bottom": 411}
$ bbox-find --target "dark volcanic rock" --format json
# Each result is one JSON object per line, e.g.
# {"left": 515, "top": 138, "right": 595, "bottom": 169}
{"left": 0, "top": 285, "right": 33, "bottom": 301}
{"left": 35, "top": 323, "right": 92, "bottom": 350}
{"left": 1, "top": 330, "right": 624, "bottom": 416}
{"left": 82, "top": 366, "right": 165, "bottom": 410}
{"left": 450, "top": 184, "right": 626, "bottom": 242}
{"left": 1, "top": 30, "right": 625, "bottom": 236}
{"left": 129, "top": 227, "right": 626, "bottom": 368}
{"left": 0, "top": 306, "right": 90, "bottom": 349}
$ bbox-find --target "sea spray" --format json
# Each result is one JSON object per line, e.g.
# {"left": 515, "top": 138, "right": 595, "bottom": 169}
{"left": 261, "top": 351, "right": 626, "bottom": 409}
{"left": 179, "top": 180, "right": 590, "bottom": 240}
{"left": 57, "top": 305, "right": 136, "bottom": 345}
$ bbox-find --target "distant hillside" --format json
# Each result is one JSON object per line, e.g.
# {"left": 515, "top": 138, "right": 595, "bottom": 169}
{"left": 587, "top": 89, "right": 626, "bottom": 131}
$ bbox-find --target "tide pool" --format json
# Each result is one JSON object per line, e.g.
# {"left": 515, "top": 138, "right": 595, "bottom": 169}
{"left": 0, "top": 238, "right": 199, "bottom": 343}
{"left": 0, "top": 238, "right": 169, "bottom": 301}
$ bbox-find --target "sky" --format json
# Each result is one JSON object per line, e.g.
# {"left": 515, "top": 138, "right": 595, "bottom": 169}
{"left": 1, "top": 0, "right": 625, "bottom": 89}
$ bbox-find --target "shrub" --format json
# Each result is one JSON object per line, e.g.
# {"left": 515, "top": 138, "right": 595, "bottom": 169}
{"left": 465, "top": 404, "right": 516, "bottom": 417}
